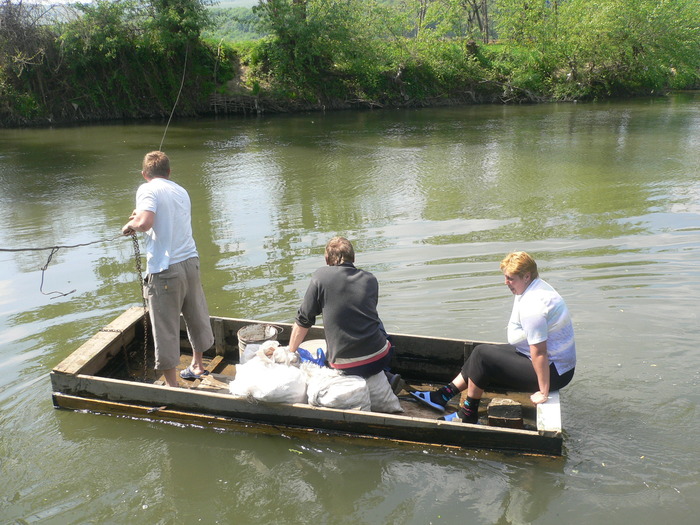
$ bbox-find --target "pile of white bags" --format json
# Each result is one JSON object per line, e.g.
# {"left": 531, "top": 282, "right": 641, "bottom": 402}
{"left": 228, "top": 342, "right": 306, "bottom": 403}
{"left": 228, "top": 342, "right": 402, "bottom": 413}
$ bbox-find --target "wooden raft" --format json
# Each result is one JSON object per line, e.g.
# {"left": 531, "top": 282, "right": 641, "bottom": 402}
{"left": 50, "top": 307, "right": 564, "bottom": 456}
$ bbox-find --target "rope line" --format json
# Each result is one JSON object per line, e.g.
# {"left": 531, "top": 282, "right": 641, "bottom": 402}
{"left": 159, "top": 43, "right": 189, "bottom": 152}
{"left": 1, "top": 234, "right": 131, "bottom": 299}
{"left": 7, "top": 232, "right": 151, "bottom": 380}
{"left": 10, "top": 232, "right": 152, "bottom": 381}
{"left": 0, "top": 235, "right": 122, "bottom": 253}
{"left": 39, "top": 247, "right": 76, "bottom": 298}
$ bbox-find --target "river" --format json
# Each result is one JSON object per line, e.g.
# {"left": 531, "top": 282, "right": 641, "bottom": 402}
{"left": 1, "top": 94, "right": 699, "bottom": 524}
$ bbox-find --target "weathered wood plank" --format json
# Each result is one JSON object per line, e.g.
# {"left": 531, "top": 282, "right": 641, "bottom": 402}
{"left": 488, "top": 398, "right": 524, "bottom": 429}
{"left": 50, "top": 371, "right": 561, "bottom": 455}
{"left": 51, "top": 393, "right": 470, "bottom": 451}
{"left": 213, "top": 318, "right": 226, "bottom": 356}
{"left": 52, "top": 307, "right": 144, "bottom": 376}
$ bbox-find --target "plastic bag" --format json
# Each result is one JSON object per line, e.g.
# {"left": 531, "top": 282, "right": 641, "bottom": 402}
{"left": 240, "top": 343, "right": 259, "bottom": 364}
{"left": 256, "top": 343, "right": 299, "bottom": 366}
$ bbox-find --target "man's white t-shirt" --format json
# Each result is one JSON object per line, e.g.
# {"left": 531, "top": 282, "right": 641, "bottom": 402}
{"left": 135, "top": 177, "right": 198, "bottom": 275}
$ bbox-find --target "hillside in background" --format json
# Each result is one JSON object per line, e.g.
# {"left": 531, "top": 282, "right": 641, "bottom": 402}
{"left": 213, "top": 0, "right": 258, "bottom": 8}
{"left": 204, "top": 3, "right": 263, "bottom": 42}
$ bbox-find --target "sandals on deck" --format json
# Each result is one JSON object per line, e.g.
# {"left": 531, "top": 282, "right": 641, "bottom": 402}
{"left": 410, "top": 390, "right": 447, "bottom": 412}
{"left": 179, "top": 366, "right": 210, "bottom": 380}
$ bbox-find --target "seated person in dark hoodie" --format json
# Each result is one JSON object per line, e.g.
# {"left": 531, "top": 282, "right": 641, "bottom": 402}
{"left": 287, "top": 236, "right": 401, "bottom": 411}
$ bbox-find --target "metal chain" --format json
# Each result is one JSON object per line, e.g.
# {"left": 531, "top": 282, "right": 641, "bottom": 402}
{"left": 131, "top": 233, "right": 149, "bottom": 381}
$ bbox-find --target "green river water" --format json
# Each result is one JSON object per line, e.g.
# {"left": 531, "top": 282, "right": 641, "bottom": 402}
{"left": 1, "top": 95, "right": 699, "bottom": 524}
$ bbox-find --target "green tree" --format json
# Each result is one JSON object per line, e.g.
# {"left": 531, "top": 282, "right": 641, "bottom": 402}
{"left": 494, "top": 0, "right": 700, "bottom": 99}
{"left": 145, "top": 0, "right": 212, "bottom": 49}
{"left": 1, "top": 0, "right": 231, "bottom": 125}
{"left": 252, "top": 0, "right": 375, "bottom": 99}
{"left": 495, "top": 0, "right": 557, "bottom": 45}
{"left": 553, "top": 0, "right": 700, "bottom": 97}
{"left": 0, "top": 0, "right": 65, "bottom": 122}
{"left": 421, "top": 0, "right": 493, "bottom": 42}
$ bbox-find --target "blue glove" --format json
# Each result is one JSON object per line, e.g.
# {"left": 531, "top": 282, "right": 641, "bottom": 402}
{"left": 297, "top": 347, "right": 327, "bottom": 367}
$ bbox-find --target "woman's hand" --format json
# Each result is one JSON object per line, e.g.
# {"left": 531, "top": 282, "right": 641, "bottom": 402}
{"left": 528, "top": 341, "right": 550, "bottom": 405}
{"left": 530, "top": 391, "right": 549, "bottom": 404}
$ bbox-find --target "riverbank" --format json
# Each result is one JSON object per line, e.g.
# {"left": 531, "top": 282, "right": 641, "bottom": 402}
{"left": 0, "top": 64, "right": 538, "bottom": 128}
{"left": 2, "top": 0, "right": 699, "bottom": 129}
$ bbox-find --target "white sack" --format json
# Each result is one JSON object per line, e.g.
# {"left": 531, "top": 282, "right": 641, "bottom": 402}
{"left": 229, "top": 356, "right": 307, "bottom": 404}
{"left": 240, "top": 339, "right": 284, "bottom": 365}
{"left": 306, "top": 367, "right": 371, "bottom": 411}
{"left": 365, "top": 372, "right": 403, "bottom": 414}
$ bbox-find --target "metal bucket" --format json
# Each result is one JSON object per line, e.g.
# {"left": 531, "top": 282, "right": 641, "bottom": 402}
{"left": 237, "top": 324, "right": 282, "bottom": 362}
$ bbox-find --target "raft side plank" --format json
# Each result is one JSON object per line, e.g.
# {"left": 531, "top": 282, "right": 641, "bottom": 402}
{"left": 53, "top": 391, "right": 560, "bottom": 455}
{"left": 51, "top": 393, "right": 496, "bottom": 453}
{"left": 51, "top": 373, "right": 561, "bottom": 454}
{"left": 181, "top": 317, "right": 327, "bottom": 360}
{"left": 206, "top": 317, "right": 482, "bottom": 378}
{"left": 203, "top": 316, "right": 479, "bottom": 359}
{"left": 51, "top": 307, "right": 143, "bottom": 376}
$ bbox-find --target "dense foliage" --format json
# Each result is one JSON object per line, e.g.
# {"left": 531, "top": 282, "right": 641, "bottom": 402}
{"left": 495, "top": 0, "right": 700, "bottom": 99}
{"left": 0, "top": 0, "right": 233, "bottom": 126}
{"left": 242, "top": 0, "right": 700, "bottom": 105}
{"left": 1, "top": 0, "right": 699, "bottom": 127}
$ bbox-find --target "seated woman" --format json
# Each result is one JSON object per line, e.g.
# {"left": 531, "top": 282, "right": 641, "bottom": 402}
{"left": 411, "top": 251, "right": 576, "bottom": 423}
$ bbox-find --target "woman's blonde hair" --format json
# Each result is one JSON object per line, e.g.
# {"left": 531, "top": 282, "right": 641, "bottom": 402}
{"left": 500, "top": 251, "right": 539, "bottom": 279}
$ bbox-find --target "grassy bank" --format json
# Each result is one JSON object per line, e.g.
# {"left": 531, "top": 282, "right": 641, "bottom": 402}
{"left": 1, "top": 0, "right": 699, "bottom": 127}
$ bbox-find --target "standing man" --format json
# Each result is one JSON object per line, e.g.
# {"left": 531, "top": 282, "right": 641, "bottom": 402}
{"left": 287, "top": 236, "right": 400, "bottom": 412}
{"left": 122, "top": 151, "right": 214, "bottom": 387}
